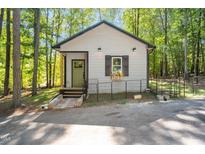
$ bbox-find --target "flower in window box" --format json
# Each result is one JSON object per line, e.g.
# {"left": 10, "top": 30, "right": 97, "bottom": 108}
{"left": 111, "top": 71, "right": 123, "bottom": 80}
{"left": 117, "top": 71, "right": 123, "bottom": 77}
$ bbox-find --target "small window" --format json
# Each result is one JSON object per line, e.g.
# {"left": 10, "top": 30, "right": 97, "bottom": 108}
{"left": 112, "top": 57, "right": 122, "bottom": 74}
{"left": 74, "top": 61, "right": 83, "bottom": 68}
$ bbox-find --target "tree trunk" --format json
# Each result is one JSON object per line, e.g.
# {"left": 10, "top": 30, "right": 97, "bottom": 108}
{"left": 52, "top": 10, "right": 61, "bottom": 87}
{"left": 184, "top": 9, "right": 189, "bottom": 80}
{"left": 0, "top": 8, "right": 4, "bottom": 38}
{"left": 201, "top": 40, "right": 205, "bottom": 75}
{"left": 191, "top": 43, "right": 196, "bottom": 74}
{"left": 21, "top": 47, "right": 25, "bottom": 89}
{"left": 52, "top": 51, "right": 57, "bottom": 87}
{"left": 32, "top": 9, "right": 40, "bottom": 95}
{"left": 45, "top": 9, "right": 49, "bottom": 88}
{"left": 98, "top": 8, "right": 102, "bottom": 21}
{"left": 136, "top": 8, "right": 140, "bottom": 37}
{"left": 195, "top": 9, "right": 202, "bottom": 78}
{"left": 203, "top": 10, "right": 205, "bottom": 75}
{"left": 13, "top": 8, "right": 21, "bottom": 107}
{"left": 163, "top": 8, "right": 168, "bottom": 78}
{"left": 48, "top": 10, "right": 55, "bottom": 88}
{"left": 80, "top": 8, "right": 84, "bottom": 31}
{"left": 3, "top": 8, "right": 11, "bottom": 96}
{"left": 133, "top": 9, "right": 136, "bottom": 35}
{"left": 190, "top": 12, "right": 196, "bottom": 74}
{"left": 48, "top": 50, "right": 52, "bottom": 88}
{"left": 68, "top": 9, "right": 73, "bottom": 37}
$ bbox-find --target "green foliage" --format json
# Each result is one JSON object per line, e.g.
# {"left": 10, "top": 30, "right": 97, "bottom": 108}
{"left": 0, "top": 8, "right": 205, "bottom": 98}
{"left": 0, "top": 88, "right": 59, "bottom": 112}
{"left": 123, "top": 8, "right": 205, "bottom": 77}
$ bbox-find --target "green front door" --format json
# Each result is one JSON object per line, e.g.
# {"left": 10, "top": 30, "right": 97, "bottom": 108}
{"left": 72, "top": 59, "right": 85, "bottom": 87}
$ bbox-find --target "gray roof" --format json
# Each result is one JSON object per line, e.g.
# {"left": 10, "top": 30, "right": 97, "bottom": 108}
{"left": 52, "top": 20, "right": 156, "bottom": 49}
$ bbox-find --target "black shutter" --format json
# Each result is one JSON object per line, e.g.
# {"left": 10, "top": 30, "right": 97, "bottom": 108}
{"left": 122, "top": 56, "right": 129, "bottom": 76}
{"left": 105, "top": 55, "right": 111, "bottom": 76}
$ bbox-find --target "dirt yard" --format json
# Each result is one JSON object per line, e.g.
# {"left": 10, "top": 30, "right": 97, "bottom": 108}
{"left": 0, "top": 98, "right": 205, "bottom": 144}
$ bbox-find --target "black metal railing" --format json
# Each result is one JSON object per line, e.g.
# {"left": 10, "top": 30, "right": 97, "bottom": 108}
{"left": 87, "top": 79, "right": 147, "bottom": 102}
{"left": 191, "top": 76, "right": 205, "bottom": 94}
{"left": 83, "top": 79, "right": 88, "bottom": 101}
{"left": 149, "top": 77, "right": 186, "bottom": 97}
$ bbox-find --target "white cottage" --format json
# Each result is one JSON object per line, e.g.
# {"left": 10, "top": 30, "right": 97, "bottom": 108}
{"left": 52, "top": 20, "right": 155, "bottom": 97}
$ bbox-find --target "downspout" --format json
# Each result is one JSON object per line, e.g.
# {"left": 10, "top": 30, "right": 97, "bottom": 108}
{"left": 147, "top": 48, "right": 149, "bottom": 88}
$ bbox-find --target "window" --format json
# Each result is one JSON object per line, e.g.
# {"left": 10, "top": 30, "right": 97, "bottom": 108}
{"left": 112, "top": 57, "right": 122, "bottom": 74}
{"left": 74, "top": 61, "right": 83, "bottom": 68}
{"left": 105, "top": 55, "right": 129, "bottom": 77}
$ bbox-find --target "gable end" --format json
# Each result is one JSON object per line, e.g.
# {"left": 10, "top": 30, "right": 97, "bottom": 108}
{"left": 52, "top": 20, "right": 156, "bottom": 49}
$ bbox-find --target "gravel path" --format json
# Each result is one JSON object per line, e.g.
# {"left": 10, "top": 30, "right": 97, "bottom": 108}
{"left": 0, "top": 99, "right": 205, "bottom": 144}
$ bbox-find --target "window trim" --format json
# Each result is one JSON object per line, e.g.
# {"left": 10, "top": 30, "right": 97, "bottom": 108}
{"left": 111, "top": 56, "right": 123, "bottom": 74}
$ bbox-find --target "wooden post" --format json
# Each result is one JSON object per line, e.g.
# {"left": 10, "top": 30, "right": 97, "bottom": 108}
{"left": 60, "top": 54, "right": 64, "bottom": 87}
{"left": 96, "top": 82, "right": 99, "bottom": 102}
{"left": 156, "top": 78, "right": 158, "bottom": 94}
{"left": 174, "top": 79, "right": 176, "bottom": 97}
{"left": 192, "top": 79, "right": 195, "bottom": 95}
{"left": 179, "top": 77, "right": 181, "bottom": 96}
{"left": 111, "top": 82, "right": 113, "bottom": 100}
{"left": 184, "top": 79, "right": 186, "bottom": 97}
{"left": 140, "top": 80, "right": 142, "bottom": 93}
{"left": 125, "top": 81, "right": 127, "bottom": 98}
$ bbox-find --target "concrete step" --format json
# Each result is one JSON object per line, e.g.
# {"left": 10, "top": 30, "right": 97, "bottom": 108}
{"left": 60, "top": 88, "right": 85, "bottom": 99}
{"left": 60, "top": 88, "right": 83, "bottom": 91}
{"left": 63, "top": 91, "right": 83, "bottom": 94}
{"left": 63, "top": 95, "right": 82, "bottom": 98}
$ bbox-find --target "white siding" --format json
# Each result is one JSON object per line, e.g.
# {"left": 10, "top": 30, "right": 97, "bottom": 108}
{"left": 62, "top": 23, "right": 148, "bottom": 93}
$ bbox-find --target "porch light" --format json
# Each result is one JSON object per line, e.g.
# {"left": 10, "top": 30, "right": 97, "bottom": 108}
{"left": 132, "top": 48, "right": 136, "bottom": 52}
{"left": 98, "top": 47, "right": 102, "bottom": 52}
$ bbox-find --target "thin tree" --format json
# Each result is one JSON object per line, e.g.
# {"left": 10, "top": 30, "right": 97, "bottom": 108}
{"left": 136, "top": 8, "right": 140, "bottom": 37}
{"left": 98, "top": 8, "right": 102, "bottom": 21}
{"left": 195, "top": 9, "right": 202, "bottom": 80}
{"left": 202, "top": 10, "right": 205, "bottom": 75}
{"left": 164, "top": 8, "right": 168, "bottom": 77}
{"left": 52, "top": 9, "right": 62, "bottom": 87}
{"left": 68, "top": 9, "right": 73, "bottom": 37}
{"left": 13, "top": 8, "right": 21, "bottom": 107}
{"left": 32, "top": 9, "right": 41, "bottom": 95}
{"left": 3, "top": 8, "right": 11, "bottom": 96}
{"left": 190, "top": 10, "right": 196, "bottom": 74}
{"left": 80, "top": 8, "right": 84, "bottom": 30}
{"left": 0, "top": 8, "right": 4, "bottom": 38}
{"left": 45, "top": 8, "right": 49, "bottom": 88}
{"left": 183, "top": 9, "right": 189, "bottom": 80}
{"left": 133, "top": 9, "right": 136, "bottom": 35}
{"left": 48, "top": 9, "right": 55, "bottom": 88}
{"left": 159, "top": 8, "right": 168, "bottom": 77}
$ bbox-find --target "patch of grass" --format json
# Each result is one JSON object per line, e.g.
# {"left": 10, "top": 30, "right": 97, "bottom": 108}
{"left": 0, "top": 88, "right": 59, "bottom": 113}
{"left": 83, "top": 92, "right": 157, "bottom": 107}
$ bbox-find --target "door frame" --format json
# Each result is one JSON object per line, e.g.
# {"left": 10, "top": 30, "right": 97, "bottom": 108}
{"left": 71, "top": 59, "right": 86, "bottom": 88}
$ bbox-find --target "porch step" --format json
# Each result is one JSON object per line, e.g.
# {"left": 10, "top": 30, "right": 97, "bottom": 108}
{"left": 60, "top": 88, "right": 83, "bottom": 92}
{"left": 60, "top": 88, "right": 84, "bottom": 99}
{"left": 63, "top": 91, "right": 83, "bottom": 95}
{"left": 63, "top": 95, "right": 82, "bottom": 98}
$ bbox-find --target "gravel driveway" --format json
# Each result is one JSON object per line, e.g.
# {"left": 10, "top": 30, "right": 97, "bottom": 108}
{"left": 0, "top": 99, "right": 205, "bottom": 144}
